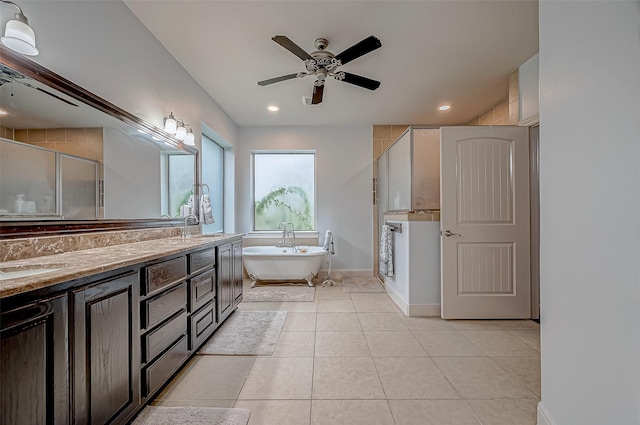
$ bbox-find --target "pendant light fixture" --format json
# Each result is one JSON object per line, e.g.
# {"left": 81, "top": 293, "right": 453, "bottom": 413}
{"left": 164, "top": 112, "right": 177, "bottom": 134}
{"left": 0, "top": 1, "right": 38, "bottom": 56}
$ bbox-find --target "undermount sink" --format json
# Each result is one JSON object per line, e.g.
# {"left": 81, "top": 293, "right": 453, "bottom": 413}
{"left": 0, "top": 264, "right": 65, "bottom": 281}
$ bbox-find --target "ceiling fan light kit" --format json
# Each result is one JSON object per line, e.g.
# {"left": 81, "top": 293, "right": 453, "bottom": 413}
{"left": 258, "top": 35, "right": 382, "bottom": 105}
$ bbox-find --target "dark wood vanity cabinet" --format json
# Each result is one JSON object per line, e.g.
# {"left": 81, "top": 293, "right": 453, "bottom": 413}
{"left": 71, "top": 271, "right": 140, "bottom": 425}
{"left": 1, "top": 294, "right": 69, "bottom": 425}
{"left": 217, "top": 242, "right": 234, "bottom": 322}
{"left": 188, "top": 268, "right": 217, "bottom": 350}
{"left": 0, "top": 236, "right": 242, "bottom": 425}
{"left": 140, "top": 256, "right": 189, "bottom": 398}
{"left": 232, "top": 241, "right": 244, "bottom": 307}
{"left": 217, "top": 240, "right": 243, "bottom": 323}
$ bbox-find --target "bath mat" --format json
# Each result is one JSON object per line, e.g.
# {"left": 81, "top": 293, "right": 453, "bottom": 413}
{"left": 199, "top": 310, "right": 287, "bottom": 355}
{"left": 342, "top": 276, "right": 385, "bottom": 293}
{"left": 243, "top": 286, "right": 315, "bottom": 302}
{"left": 131, "top": 406, "right": 251, "bottom": 425}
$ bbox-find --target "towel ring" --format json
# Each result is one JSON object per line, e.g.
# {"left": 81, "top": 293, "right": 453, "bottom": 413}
{"left": 192, "top": 183, "right": 210, "bottom": 194}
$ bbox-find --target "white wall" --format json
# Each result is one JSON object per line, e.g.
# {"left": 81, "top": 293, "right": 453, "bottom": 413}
{"left": 538, "top": 2, "right": 640, "bottom": 425}
{"left": 237, "top": 126, "right": 373, "bottom": 271}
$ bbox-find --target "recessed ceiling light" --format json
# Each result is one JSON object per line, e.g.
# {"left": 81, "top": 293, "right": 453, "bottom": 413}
{"left": 267, "top": 105, "right": 279, "bottom": 112}
{"left": 438, "top": 105, "right": 451, "bottom": 111}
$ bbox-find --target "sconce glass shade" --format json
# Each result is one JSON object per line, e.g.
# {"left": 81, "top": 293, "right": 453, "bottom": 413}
{"left": 1, "top": 13, "right": 38, "bottom": 56}
{"left": 164, "top": 112, "right": 177, "bottom": 134}
{"left": 184, "top": 130, "right": 195, "bottom": 146}
{"left": 175, "top": 123, "right": 187, "bottom": 140}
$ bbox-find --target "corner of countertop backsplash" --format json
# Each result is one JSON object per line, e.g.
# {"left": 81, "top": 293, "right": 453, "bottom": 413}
{"left": 0, "top": 225, "right": 198, "bottom": 262}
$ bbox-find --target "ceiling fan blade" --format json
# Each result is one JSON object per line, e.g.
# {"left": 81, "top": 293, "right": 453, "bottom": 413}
{"left": 338, "top": 72, "right": 381, "bottom": 90}
{"left": 257, "top": 73, "right": 300, "bottom": 86}
{"left": 334, "top": 35, "right": 382, "bottom": 65}
{"left": 272, "top": 35, "right": 313, "bottom": 61}
{"left": 35, "top": 87, "right": 79, "bottom": 107}
{"left": 312, "top": 84, "right": 324, "bottom": 105}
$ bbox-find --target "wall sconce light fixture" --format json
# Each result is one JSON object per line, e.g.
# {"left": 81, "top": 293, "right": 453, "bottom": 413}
{"left": 164, "top": 112, "right": 195, "bottom": 145}
{"left": 0, "top": 0, "right": 38, "bottom": 56}
{"left": 164, "top": 112, "right": 177, "bottom": 134}
{"left": 175, "top": 120, "right": 187, "bottom": 141}
{"left": 184, "top": 128, "right": 195, "bottom": 146}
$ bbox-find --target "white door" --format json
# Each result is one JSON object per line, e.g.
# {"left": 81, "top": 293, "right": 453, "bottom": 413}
{"left": 441, "top": 126, "right": 530, "bottom": 319}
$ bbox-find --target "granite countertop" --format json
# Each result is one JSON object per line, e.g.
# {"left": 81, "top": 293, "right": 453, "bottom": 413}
{"left": 384, "top": 211, "right": 441, "bottom": 221}
{"left": 0, "top": 233, "right": 242, "bottom": 299}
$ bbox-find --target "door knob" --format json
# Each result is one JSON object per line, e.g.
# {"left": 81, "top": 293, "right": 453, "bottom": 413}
{"left": 443, "top": 230, "right": 462, "bottom": 237}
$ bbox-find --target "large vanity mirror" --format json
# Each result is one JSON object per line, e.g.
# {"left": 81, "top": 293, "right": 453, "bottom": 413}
{"left": 0, "top": 46, "right": 197, "bottom": 237}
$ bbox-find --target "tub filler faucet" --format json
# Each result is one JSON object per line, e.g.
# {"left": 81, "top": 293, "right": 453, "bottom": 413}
{"left": 277, "top": 222, "right": 297, "bottom": 251}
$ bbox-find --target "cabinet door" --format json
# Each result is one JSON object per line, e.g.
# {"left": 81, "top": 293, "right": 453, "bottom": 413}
{"left": 72, "top": 271, "right": 140, "bottom": 425}
{"left": 232, "top": 241, "right": 243, "bottom": 307}
{"left": 217, "top": 243, "right": 233, "bottom": 322}
{"left": 1, "top": 295, "right": 69, "bottom": 425}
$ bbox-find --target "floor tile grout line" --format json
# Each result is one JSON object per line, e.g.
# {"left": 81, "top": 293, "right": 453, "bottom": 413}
{"left": 429, "top": 355, "right": 467, "bottom": 401}
{"left": 232, "top": 355, "right": 257, "bottom": 408}
{"left": 458, "top": 329, "right": 492, "bottom": 357}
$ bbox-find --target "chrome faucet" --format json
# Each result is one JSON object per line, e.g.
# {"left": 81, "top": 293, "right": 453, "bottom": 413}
{"left": 277, "top": 222, "right": 297, "bottom": 251}
{"left": 183, "top": 214, "right": 198, "bottom": 238}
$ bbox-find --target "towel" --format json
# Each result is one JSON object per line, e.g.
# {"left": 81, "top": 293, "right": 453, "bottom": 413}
{"left": 379, "top": 225, "right": 394, "bottom": 277}
{"left": 188, "top": 194, "right": 198, "bottom": 218}
{"left": 322, "top": 230, "right": 335, "bottom": 254}
{"left": 199, "top": 194, "right": 215, "bottom": 225}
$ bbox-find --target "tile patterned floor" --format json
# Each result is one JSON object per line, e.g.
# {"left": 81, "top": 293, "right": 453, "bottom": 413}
{"left": 153, "top": 281, "right": 540, "bottom": 425}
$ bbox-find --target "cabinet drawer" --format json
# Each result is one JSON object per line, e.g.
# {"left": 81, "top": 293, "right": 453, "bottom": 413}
{"left": 145, "top": 257, "right": 187, "bottom": 295}
{"left": 143, "top": 335, "right": 188, "bottom": 397}
{"left": 142, "top": 310, "right": 187, "bottom": 363}
{"left": 143, "top": 282, "right": 187, "bottom": 330}
{"left": 189, "top": 300, "right": 217, "bottom": 351}
{"left": 190, "top": 269, "right": 215, "bottom": 313}
{"left": 189, "top": 248, "right": 215, "bottom": 275}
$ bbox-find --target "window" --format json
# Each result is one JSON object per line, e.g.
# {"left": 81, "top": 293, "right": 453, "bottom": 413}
{"left": 202, "top": 134, "right": 224, "bottom": 233}
{"left": 164, "top": 153, "right": 195, "bottom": 217}
{"left": 252, "top": 151, "right": 315, "bottom": 231}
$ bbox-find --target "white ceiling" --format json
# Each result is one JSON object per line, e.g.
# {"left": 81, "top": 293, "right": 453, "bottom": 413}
{"left": 124, "top": 1, "right": 538, "bottom": 127}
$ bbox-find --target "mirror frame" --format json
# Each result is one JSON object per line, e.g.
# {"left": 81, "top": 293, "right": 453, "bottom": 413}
{"left": 0, "top": 45, "right": 199, "bottom": 239}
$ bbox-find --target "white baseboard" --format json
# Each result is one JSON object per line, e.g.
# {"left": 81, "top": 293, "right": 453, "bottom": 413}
{"left": 385, "top": 284, "right": 441, "bottom": 317}
{"left": 537, "top": 402, "right": 556, "bottom": 425}
{"left": 385, "top": 284, "right": 409, "bottom": 315}
{"left": 407, "top": 303, "right": 441, "bottom": 317}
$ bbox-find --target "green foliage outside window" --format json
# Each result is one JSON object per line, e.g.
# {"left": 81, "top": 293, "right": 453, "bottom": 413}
{"left": 254, "top": 186, "right": 312, "bottom": 230}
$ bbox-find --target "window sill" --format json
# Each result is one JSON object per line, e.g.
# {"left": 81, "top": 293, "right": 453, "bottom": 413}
{"left": 244, "top": 231, "right": 319, "bottom": 239}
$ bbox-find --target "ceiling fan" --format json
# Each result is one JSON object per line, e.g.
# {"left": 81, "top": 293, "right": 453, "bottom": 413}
{"left": 258, "top": 35, "right": 382, "bottom": 105}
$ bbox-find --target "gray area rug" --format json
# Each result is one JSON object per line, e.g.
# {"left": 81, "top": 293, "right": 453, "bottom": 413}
{"left": 342, "top": 276, "right": 386, "bottom": 293}
{"left": 243, "top": 286, "right": 315, "bottom": 302}
{"left": 132, "top": 406, "right": 251, "bottom": 425}
{"left": 198, "top": 310, "right": 287, "bottom": 355}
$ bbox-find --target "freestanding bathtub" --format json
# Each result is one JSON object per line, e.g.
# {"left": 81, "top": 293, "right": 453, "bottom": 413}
{"left": 242, "top": 246, "right": 326, "bottom": 287}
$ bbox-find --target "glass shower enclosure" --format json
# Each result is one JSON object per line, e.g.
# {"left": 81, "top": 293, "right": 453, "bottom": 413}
{"left": 0, "top": 138, "right": 100, "bottom": 219}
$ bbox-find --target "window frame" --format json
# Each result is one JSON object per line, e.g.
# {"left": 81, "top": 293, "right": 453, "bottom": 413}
{"left": 251, "top": 150, "right": 317, "bottom": 232}
{"left": 201, "top": 133, "right": 225, "bottom": 234}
